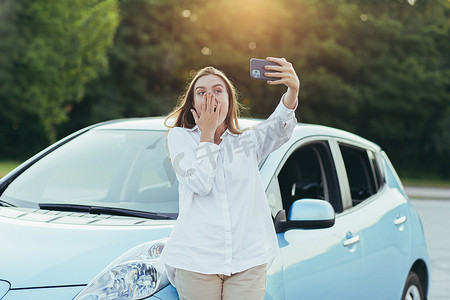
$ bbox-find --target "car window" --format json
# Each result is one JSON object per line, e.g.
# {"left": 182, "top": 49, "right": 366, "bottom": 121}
{"left": 368, "top": 150, "right": 384, "bottom": 190}
{"left": 277, "top": 141, "right": 342, "bottom": 214}
{"left": 1, "top": 129, "right": 179, "bottom": 214}
{"left": 381, "top": 151, "right": 407, "bottom": 199}
{"left": 339, "top": 144, "right": 379, "bottom": 207}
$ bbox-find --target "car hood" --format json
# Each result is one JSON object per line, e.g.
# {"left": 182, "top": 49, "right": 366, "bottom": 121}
{"left": 0, "top": 206, "right": 174, "bottom": 289}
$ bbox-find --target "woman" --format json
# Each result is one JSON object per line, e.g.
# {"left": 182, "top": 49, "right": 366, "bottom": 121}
{"left": 162, "top": 57, "right": 299, "bottom": 300}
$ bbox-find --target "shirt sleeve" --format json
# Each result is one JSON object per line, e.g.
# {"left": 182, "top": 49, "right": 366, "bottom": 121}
{"left": 167, "top": 127, "right": 220, "bottom": 196}
{"left": 248, "top": 94, "right": 298, "bottom": 163}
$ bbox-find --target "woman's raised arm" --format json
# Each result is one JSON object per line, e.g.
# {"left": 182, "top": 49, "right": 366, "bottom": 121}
{"left": 264, "top": 57, "right": 300, "bottom": 109}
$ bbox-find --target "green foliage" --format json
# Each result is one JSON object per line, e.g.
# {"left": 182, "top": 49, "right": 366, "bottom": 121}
{"left": 0, "top": 0, "right": 20, "bottom": 121}
{"left": 0, "top": 0, "right": 119, "bottom": 144}
{"left": 1, "top": 0, "right": 448, "bottom": 179}
{"left": 0, "top": 161, "right": 21, "bottom": 179}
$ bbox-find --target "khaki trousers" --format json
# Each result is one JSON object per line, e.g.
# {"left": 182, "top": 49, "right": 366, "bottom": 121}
{"left": 174, "top": 264, "right": 267, "bottom": 300}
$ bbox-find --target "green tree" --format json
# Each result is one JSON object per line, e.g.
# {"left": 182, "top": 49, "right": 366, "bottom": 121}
{"left": 272, "top": 0, "right": 450, "bottom": 177}
{"left": 18, "top": 0, "right": 450, "bottom": 179}
{"left": 0, "top": 0, "right": 120, "bottom": 144}
{"left": 347, "top": 0, "right": 450, "bottom": 177}
{"left": 0, "top": 0, "right": 20, "bottom": 125}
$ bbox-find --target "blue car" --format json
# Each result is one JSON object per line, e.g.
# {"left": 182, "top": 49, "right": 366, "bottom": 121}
{"left": 0, "top": 117, "right": 429, "bottom": 300}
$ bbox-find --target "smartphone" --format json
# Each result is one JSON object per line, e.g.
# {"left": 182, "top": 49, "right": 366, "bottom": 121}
{"left": 250, "top": 58, "right": 281, "bottom": 81}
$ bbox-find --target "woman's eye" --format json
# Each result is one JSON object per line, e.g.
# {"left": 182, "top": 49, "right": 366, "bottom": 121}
{"left": 214, "top": 90, "right": 222, "bottom": 94}
{"left": 198, "top": 91, "right": 205, "bottom": 95}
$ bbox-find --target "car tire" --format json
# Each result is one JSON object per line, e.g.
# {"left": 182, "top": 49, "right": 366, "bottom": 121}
{"left": 402, "top": 271, "right": 424, "bottom": 300}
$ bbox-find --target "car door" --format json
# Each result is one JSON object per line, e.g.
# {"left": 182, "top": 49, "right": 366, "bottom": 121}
{"left": 269, "top": 138, "right": 364, "bottom": 299}
{"left": 336, "top": 141, "right": 412, "bottom": 299}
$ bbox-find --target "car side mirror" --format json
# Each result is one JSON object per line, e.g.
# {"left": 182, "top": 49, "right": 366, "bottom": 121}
{"left": 274, "top": 199, "right": 336, "bottom": 233}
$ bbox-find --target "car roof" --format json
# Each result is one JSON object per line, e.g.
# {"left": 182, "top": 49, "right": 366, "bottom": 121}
{"left": 92, "top": 116, "right": 381, "bottom": 151}
{"left": 92, "top": 117, "right": 263, "bottom": 131}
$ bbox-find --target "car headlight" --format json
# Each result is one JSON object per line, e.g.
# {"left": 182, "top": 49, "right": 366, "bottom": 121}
{"left": 74, "top": 238, "right": 169, "bottom": 300}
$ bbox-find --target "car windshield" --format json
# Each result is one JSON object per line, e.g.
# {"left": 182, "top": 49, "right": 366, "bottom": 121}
{"left": 1, "top": 129, "right": 179, "bottom": 216}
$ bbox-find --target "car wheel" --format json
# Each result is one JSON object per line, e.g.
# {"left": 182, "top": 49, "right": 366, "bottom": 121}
{"left": 402, "top": 271, "right": 424, "bottom": 300}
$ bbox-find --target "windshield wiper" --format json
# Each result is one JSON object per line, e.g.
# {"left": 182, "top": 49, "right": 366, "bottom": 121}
{"left": 0, "top": 199, "right": 15, "bottom": 207}
{"left": 38, "top": 203, "right": 176, "bottom": 220}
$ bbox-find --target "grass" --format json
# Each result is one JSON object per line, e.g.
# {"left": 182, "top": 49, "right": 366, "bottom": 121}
{"left": 0, "top": 161, "right": 22, "bottom": 179}
{"left": 400, "top": 177, "right": 450, "bottom": 189}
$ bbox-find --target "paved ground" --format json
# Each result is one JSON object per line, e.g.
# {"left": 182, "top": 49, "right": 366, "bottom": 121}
{"left": 410, "top": 198, "right": 450, "bottom": 300}
{"left": 405, "top": 186, "right": 450, "bottom": 200}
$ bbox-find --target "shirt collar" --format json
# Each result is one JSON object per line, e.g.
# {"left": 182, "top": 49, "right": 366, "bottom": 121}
{"left": 185, "top": 125, "right": 238, "bottom": 137}
{"left": 222, "top": 128, "right": 238, "bottom": 137}
{"left": 185, "top": 125, "right": 199, "bottom": 132}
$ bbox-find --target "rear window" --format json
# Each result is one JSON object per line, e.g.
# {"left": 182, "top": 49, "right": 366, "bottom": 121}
{"left": 339, "top": 144, "right": 378, "bottom": 206}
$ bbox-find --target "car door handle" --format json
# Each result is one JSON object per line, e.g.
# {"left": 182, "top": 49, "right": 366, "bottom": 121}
{"left": 394, "top": 215, "right": 407, "bottom": 226}
{"left": 343, "top": 235, "right": 361, "bottom": 247}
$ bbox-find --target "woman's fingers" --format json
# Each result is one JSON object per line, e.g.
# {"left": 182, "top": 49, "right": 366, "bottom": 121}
{"left": 266, "top": 57, "right": 289, "bottom": 66}
{"left": 214, "top": 103, "right": 221, "bottom": 127}
{"left": 191, "top": 109, "right": 199, "bottom": 123}
{"left": 209, "top": 92, "right": 214, "bottom": 114}
{"left": 265, "top": 71, "right": 288, "bottom": 78}
{"left": 265, "top": 57, "right": 299, "bottom": 91}
{"left": 267, "top": 77, "right": 288, "bottom": 85}
{"left": 205, "top": 92, "right": 210, "bottom": 113}
{"left": 267, "top": 75, "right": 298, "bottom": 88}
{"left": 202, "top": 93, "right": 207, "bottom": 114}
{"left": 264, "top": 65, "right": 286, "bottom": 72}
{"left": 206, "top": 92, "right": 217, "bottom": 114}
{"left": 199, "top": 92, "right": 219, "bottom": 121}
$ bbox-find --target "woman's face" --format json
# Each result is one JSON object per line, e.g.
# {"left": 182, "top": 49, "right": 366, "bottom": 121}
{"left": 192, "top": 74, "right": 229, "bottom": 128}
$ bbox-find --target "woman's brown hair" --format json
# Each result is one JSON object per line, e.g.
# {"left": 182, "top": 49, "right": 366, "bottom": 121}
{"left": 164, "top": 66, "right": 244, "bottom": 134}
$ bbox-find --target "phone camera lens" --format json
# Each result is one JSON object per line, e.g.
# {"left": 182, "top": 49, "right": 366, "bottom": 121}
{"left": 252, "top": 70, "right": 261, "bottom": 78}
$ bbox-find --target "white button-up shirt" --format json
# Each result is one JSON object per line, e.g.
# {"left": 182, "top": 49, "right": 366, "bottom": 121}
{"left": 161, "top": 96, "right": 297, "bottom": 286}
